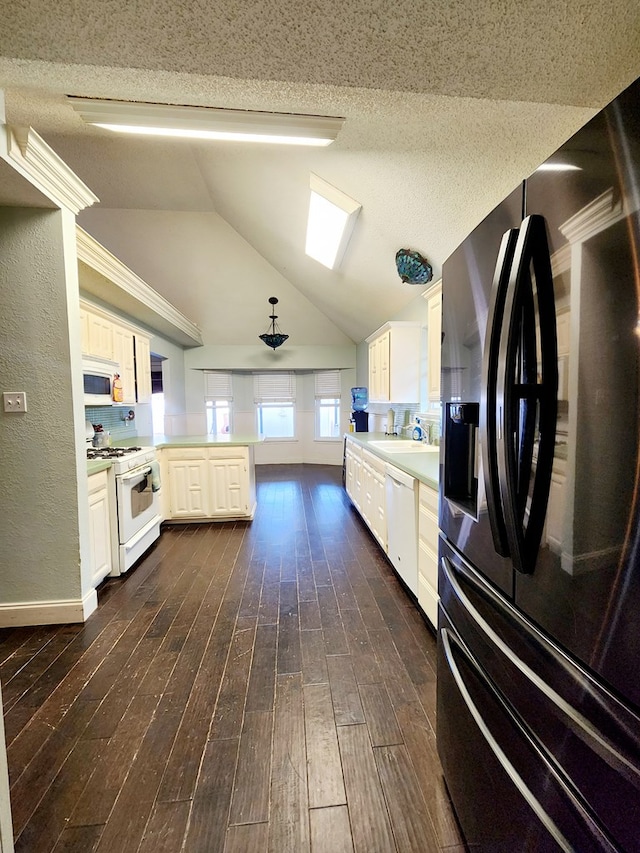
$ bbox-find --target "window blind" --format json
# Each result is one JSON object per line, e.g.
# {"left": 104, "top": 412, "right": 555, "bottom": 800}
{"left": 253, "top": 372, "right": 296, "bottom": 402}
{"left": 205, "top": 371, "right": 233, "bottom": 399}
{"left": 314, "top": 370, "right": 341, "bottom": 397}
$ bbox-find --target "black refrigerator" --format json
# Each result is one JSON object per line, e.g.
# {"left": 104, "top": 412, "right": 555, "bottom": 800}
{"left": 438, "top": 76, "right": 640, "bottom": 852}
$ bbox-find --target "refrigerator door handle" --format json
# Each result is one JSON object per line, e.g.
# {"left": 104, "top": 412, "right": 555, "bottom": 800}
{"left": 496, "top": 214, "right": 558, "bottom": 574}
{"left": 480, "top": 228, "right": 519, "bottom": 557}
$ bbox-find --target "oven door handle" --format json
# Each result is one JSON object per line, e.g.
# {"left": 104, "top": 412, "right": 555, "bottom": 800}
{"left": 120, "top": 466, "right": 152, "bottom": 484}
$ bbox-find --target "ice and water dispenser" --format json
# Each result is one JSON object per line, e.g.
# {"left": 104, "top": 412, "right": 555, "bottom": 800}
{"left": 444, "top": 402, "right": 479, "bottom": 517}
{"left": 350, "top": 387, "right": 369, "bottom": 432}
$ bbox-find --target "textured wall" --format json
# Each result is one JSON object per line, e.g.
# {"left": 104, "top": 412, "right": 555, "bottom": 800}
{"left": 0, "top": 207, "right": 83, "bottom": 603}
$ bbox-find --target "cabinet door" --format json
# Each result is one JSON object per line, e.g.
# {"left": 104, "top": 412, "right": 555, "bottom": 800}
{"left": 368, "top": 340, "right": 379, "bottom": 402}
{"left": 87, "top": 313, "right": 114, "bottom": 360}
{"left": 135, "top": 335, "right": 152, "bottom": 403}
{"left": 427, "top": 285, "right": 442, "bottom": 402}
{"left": 79, "top": 307, "right": 90, "bottom": 355}
{"left": 418, "top": 482, "right": 439, "bottom": 627}
{"left": 361, "top": 459, "right": 375, "bottom": 529}
{"left": 371, "top": 470, "right": 387, "bottom": 550}
{"left": 369, "top": 332, "right": 391, "bottom": 402}
{"left": 208, "top": 456, "right": 249, "bottom": 516}
{"left": 345, "top": 447, "right": 357, "bottom": 503}
{"left": 167, "top": 457, "right": 209, "bottom": 518}
{"left": 112, "top": 324, "right": 136, "bottom": 404}
{"left": 88, "top": 474, "right": 112, "bottom": 586}
{"left": 377, "top": 330, "right": 390, "bottom": 401}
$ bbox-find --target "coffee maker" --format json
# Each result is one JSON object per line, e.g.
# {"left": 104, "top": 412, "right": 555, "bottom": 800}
{"left": 350, "top": 387, "right": 369, "bottom": 432}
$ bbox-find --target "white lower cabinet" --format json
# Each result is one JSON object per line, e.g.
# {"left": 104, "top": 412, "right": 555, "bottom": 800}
{"left": 345, "top": 437, "right": 440, "bottom": 628}
{"left": 418, "top": 481, "right": 439, "bottom": 628}
{"left": 361, "top": 449, "right": 387, "bottom": 550}
{"left": 166, "top": 449, "right": 209, "bottom": 518}
{"left": 164, "top": 446, "right": 255, "bottom": 520}
{"left": 87, "top": 470, "right": 113, "bottom": 586}
{"left": 345, "top": 439, "right": 363, "bottom": 512}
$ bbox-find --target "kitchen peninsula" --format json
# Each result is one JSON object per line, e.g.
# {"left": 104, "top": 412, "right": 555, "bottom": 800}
{"left": 126, "top": 434, "right": 264, "bottom": 522}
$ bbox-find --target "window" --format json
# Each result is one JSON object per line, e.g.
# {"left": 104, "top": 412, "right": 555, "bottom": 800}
{"left": 254, "top": 372, "right": 296, "bottom": 439}
{"left": 315, "top": 370, "right": 341, "bottom": 439}
{"left": 205, "top": 371, "right": 233, "bottom": 435}
{"left": 152, "top": 393, "right": 165, "bottom": 435}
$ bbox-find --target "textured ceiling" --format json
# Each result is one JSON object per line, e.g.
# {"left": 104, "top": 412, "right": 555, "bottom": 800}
{"left": 1, "top": 0, "right": 639, "bottom": 343}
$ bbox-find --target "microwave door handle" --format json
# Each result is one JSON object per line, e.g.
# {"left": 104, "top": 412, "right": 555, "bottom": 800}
{"left": 496, "top": 215, "right": 557, "bottom": 574}
{"left": 480, "top": 228, "right": 519, "bottom": 557}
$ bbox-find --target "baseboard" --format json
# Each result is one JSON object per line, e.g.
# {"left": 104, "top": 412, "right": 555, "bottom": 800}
{"left": 0, "top": 589, "right": 98, "bottom": 627}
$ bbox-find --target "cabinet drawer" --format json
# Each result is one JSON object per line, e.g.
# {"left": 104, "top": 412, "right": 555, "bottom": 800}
{"left": 419, "top": 482, "right": 438, "bottom": 514}
{"left": 419, "top": 538, "right": 438, "bottom": 589}
{"left": 345, "top": 438, "right": 363, "bottom": 460}
{"left": 208, "top": 446, "right": 248, "bottom": 462}
{"left": 88, "top": 469, "right": 109, "bottom": 494}
{"left": 418, "top": 572, "right": 438, "bottom": 629}
{"left": 419, "top": 503, "right": 439, "bottom": 547}
{"left": 163, "top": 448, "right": 208, "bottom": 461}
{"left": 362, "top": 448, "right": 385, "bottom": 475}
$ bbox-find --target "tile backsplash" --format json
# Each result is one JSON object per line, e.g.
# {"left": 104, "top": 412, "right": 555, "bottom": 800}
{"left": 85, "top": 406, "right": 137, "bottom": 439}
{"left": 366, "top": 402, "right": 441, "bottom": 440}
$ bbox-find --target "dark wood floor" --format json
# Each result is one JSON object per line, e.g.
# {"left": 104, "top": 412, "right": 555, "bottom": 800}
{"left": 0, "top": 464, "right": 464, "bottom": 853}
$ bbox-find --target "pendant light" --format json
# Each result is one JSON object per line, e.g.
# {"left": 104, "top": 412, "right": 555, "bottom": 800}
{"left": 259, "top": 297, "right": 289, "bottom": 350}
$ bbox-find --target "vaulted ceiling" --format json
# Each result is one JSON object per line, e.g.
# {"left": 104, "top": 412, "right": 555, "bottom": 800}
{"left": 1, "top": 0, "right": 639, "bottom": 344}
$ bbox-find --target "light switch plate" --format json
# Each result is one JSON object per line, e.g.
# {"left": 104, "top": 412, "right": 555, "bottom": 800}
{"left": 3, "top": 392, "right": 27, "bottom": 412}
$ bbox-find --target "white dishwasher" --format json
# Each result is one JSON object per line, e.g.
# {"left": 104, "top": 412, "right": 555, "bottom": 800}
{"left": 385, "top": 463, "right": 419, "bottom": 596}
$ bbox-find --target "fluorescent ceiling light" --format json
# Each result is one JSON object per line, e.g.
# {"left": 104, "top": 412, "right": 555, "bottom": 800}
{"left": 305, "top": 174, "right": 361, "bottom": 269}
{"left": 67, "top": 97, "right": 344, "bottom": 146}
{"left": 536, "top": 162, "right": 582, "bottom": 172}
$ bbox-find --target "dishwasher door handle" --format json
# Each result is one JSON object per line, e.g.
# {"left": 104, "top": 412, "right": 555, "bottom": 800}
{"left": 384, "top": 464, "right": 416, "bottom": 489}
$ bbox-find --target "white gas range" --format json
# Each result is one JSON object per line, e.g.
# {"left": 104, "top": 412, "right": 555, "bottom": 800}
{"left": 87, "top": 445, "right": 162, "bottom": 575}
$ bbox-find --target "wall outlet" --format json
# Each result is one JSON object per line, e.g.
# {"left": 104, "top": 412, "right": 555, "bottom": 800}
{"left": 3, "top": 392, "right": 27, "bottom": 412}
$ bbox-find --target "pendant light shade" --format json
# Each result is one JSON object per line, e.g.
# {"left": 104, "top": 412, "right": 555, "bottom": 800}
{"left": 259, "top": 297, "right": 289, "bottom": 350}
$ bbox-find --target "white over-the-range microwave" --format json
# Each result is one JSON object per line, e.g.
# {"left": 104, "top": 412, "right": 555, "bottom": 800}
{"left": 83, "top": 356, "right": 121, "bottom": 406}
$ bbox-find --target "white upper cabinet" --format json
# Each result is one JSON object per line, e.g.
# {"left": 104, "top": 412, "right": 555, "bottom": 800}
{"left": 80, "top": 299, "right": 151, "bottom": 405}
{"left": 366, "top": 322, "right": 421, "bottom": 403}
{"left": 134, "top": 334, "right": 152, "bottom": 404}
{"left": 111, "top": 324, "right": 136, "bottom": 405}
{"left": 425, "top": 281, "right": 442, "bottom": 402}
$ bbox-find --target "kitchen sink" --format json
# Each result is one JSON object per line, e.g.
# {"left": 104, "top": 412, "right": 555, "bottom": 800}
{"left": 368, "top": 440, "right": 439, "bottom": 454}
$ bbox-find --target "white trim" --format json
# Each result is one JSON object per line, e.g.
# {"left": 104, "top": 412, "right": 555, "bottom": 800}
{"left": 77, "top": 226, "right": 203, "bottom": 347}
{"left": 559, "top": 187, "right": 624, "bottom": 245}
{"left": 550, "top": 243, "right": 571, "bottom": 278}
{"left": 561, "top": 544, "right": 622, "bottom": 577}
{"left": 365, "top": 320, "right": 422, "bottom": 344}
{"left": 7, "top": 126, "right": 99, "bottom": 214}
{"left": 0, "top": 589, "right": 98, "bottom": 628}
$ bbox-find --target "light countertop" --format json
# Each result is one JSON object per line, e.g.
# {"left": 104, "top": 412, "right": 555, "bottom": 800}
{"left": 88, "top": 434, "right": 264, "bottom": 475}
{"left": 114, "top": 434, "right": 265, "bottom": 449}
{"left": 87, "top": 459, "right": 112, "bottom": 476}
{"left": 344, "top": 432, "right": 440, "bottom": 490}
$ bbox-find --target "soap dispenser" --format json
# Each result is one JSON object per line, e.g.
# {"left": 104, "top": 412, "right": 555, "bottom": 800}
{"left": 412, "top": 417, "right": 424, "bottom": 442}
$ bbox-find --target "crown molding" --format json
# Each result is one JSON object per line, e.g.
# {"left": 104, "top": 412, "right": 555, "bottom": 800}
{"left": 559, "top": 187, "right": 623, "bottom": 245}
{"left": 76, "top": 226, "right": 203, "bottom": 348}
{"left": 7, "top": 126, "right": 99, "bottom": 214}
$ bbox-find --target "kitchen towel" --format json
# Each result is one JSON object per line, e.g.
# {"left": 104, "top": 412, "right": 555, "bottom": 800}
{"left": 149, "top": 460, "right": 161, "bottom": 492}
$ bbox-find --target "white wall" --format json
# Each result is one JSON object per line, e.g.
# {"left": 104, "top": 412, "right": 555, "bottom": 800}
{"left": 176, "top": 368, "right": 356, "bottom": 465}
